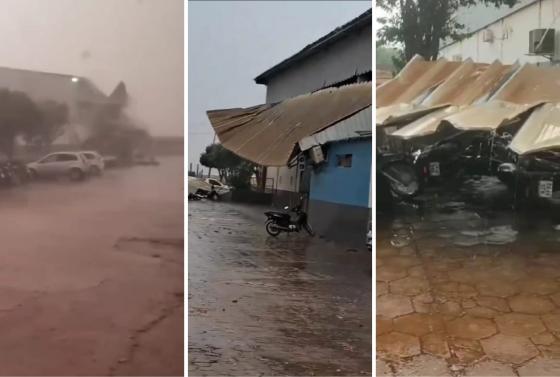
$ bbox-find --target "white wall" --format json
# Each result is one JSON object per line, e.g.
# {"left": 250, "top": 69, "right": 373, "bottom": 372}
{"left": 268, "top": 165, "right": 299, "bottom": 193}
{"left": 440, "top": 0, "right": 560, "bottom": 64}
{"left": 262, "top": 22, "right": 371, "bottom": 195}
{"left": 265, "top": 24, "right": 372, "bottom": 103}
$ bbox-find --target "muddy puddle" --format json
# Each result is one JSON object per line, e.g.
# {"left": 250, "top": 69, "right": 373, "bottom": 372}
{"left": 381, "top": 176, "right": 560, "bottom": 250}
{"left": 377, "top": 176, "right": 560, "bottom": 376}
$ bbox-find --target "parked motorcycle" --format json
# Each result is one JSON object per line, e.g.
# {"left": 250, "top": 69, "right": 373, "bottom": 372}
{"left": 264, "top": 201, "right": 314, "bottom": 237}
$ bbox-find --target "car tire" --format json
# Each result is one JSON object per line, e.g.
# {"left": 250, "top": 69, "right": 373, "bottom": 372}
{"left": 69, "top": 168, "right": 84, "bottom": 181}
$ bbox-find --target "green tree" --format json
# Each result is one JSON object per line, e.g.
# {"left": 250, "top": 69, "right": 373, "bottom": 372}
{"left": 0, "top": 89, "right": 42, "bottom": 158}
{"left": 377, "top": 0, "right": 517, "bottom": 66}
{"left": 199, "top": 144, "right": 256, "bottom": 189}
{"left": 32, "top": 100, "right": 69, "bottom": 148}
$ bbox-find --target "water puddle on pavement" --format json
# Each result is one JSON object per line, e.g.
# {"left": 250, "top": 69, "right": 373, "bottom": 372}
{"left": 378, "top": 176, "right": 560, "bottom": 376}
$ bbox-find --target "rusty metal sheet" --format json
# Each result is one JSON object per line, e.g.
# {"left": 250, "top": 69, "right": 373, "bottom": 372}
{"left": 492, "top": 63, "right": 560, "bottom": 104}
{"left": 376, "top": 55, "right": 462, "bottom": 108}
{"left": 376, "top": 103, "right": 449, "bottom": 127}
{"left": 425, "top": 60, "right": 514, "bottom": 106}
{"left": 391, "top": 106, "right": 462, "bottom": 139}
{"left": 444, "top": 100, "right": 538, "bottom": 131}
{"left": 377, "top": 58, "right": 514, "bottom": 131}
{"left": 207, "top": 82, "right": 371, "bottom": 166}
{"left": 510, "top": 103, "right": 560, "bottom": 155}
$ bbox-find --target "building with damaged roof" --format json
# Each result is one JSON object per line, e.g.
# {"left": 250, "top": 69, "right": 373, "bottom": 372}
{"left": 0, "top": 66, "right": 129, "bottom": 150}
{"left": 208, "top": 9, "right": 372, "bottom": 247}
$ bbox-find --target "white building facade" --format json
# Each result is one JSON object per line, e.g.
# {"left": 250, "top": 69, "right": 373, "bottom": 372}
{"left": 440, "top": 0, "right": 560, "bottom": 64}
{"left": 255, "top": 10, "right": 372, "bottom": 204}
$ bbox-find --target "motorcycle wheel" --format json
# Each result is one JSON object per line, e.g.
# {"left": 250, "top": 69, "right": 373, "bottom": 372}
{"left": 303, "top": 222, "right": 315, "bottom": 237}
{"left": 265, "top": 221, "right": 281, "bottom": 237}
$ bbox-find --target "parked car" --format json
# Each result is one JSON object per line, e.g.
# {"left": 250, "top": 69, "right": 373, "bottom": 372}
{"left": 27, "top": 152, "right": 90, "bottom": 181}
{"left": 204, "top": 178, "right": 230, "bottom": 194}
{"left": 81, "top": 151, "right": 105, "bottom": 175}
{"left": 409, "top": 131, "right": 514, "bottom": 189}
{"left": 102, "top": 155, "right": 119, "bottom": 168}
{"left": 498, "top": 151, "right": 560, "bottom": 202}
{"left": 377, "top": 150, "right": 420, "bottom": 211}
{"left": 188, "top": 176, "right": 228, "bottom": 200}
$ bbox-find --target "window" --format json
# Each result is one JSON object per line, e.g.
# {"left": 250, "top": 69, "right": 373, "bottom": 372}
{"left": 57, "top": 154, "right": 78, "bottom": 162}
{"left": 336, "top": 154, "right": 352, "bottom": 168}
{"left": 84, "top": 153, "right": 95, "bottom": 160}
{"left": 208, "top": 179, "right": 221, "bottom": 186}
{"left": 40, "top": 155, "right": 58, "bottom": 163}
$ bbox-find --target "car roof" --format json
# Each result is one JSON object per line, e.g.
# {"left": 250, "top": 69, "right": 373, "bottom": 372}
{"left": 46, "top": 151, "right": 82, "bottom": 155}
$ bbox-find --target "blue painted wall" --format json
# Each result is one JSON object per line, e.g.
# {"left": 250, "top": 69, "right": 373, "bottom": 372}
{"left": 310, "top": 139, "right": 371, "bottom": 207}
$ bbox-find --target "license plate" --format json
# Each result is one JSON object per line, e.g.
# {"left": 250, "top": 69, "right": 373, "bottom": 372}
{"left": 429, "top": 162, "right": 440, "bottom": 177}
{"left": 538, "top": 180, "right": 554, "bottom": 198}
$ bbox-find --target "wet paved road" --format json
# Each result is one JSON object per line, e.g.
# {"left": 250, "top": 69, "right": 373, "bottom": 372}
{"left": 0, "top": 157, "right": 183, "bottom": 376}
{"left": 188, "top": 201, "right": 372, "bottom": 376}
{"left": 377, "top": 177, "right": 560, "bottom": 376}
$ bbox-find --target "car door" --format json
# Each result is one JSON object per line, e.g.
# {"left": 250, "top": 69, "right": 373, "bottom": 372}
{"left": 53, "top": 153, "right": 78, "bottom": 175}
{"left": 36, "top": 154, "right": 59, "bottom": 175}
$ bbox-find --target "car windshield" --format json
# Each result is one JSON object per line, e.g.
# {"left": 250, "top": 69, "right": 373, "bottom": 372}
{"left": 84, "top": 153, "right": 95, "bottom": 159}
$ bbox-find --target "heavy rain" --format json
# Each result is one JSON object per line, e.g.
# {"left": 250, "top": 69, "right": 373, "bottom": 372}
{"left": 0, "top": 0, "right": 183, "bottom": 375}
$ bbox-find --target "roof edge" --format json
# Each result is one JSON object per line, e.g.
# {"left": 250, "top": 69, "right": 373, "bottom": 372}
{"left": 255, "top": 8, "right": 372, "bottom": 84}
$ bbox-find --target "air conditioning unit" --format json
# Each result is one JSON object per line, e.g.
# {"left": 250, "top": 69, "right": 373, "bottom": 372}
{"left": 482, "top": 29, "right": 494, "bottom": 43}
{"left": 309, "top": 145, "right": 325, "bottom": 165}
{"left": 529, "top": 28, "right": 555, "bottom": 54}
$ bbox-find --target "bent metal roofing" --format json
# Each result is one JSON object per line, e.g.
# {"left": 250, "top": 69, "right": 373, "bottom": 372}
{"left": 207, "top": 82, "right": 371, "bottom": 166}
{"left": 378, "top": 55, "right": 560, "bottom": 154}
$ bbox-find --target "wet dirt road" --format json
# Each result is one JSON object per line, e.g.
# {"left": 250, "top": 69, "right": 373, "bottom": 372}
{"left": 0, "top": 157, "right": 183, "bottom": 376}
{"left": 188, "top": 201, "right": 372, "bottom": 376}
{"left": 377, "top": 177, "right": 560, "bottom": 376}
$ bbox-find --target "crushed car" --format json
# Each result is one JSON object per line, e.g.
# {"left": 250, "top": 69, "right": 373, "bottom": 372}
{"left": 188, "top": 176, "right": 230, "bottom": 200}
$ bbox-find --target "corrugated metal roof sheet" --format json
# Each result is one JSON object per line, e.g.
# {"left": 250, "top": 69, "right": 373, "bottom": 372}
{"left": 376, "top": 70, "right": 393, "bottom": 86}
{"left": 207, "top": 82, "right": 371, "bottom": 166}
{"left": 377, "top": 57, "right": 515, "bottom": 127}
{"left": 299, "top": 106, "right": 372, "bottom": 151}
{"left": 376, "top": 56, "right": 463, "bottom": 109}
{"left": 382, "top": 56, "right": 560, "bottom": 153}
{"left": 510, "top": 103, "right": 560, "bottom": 155}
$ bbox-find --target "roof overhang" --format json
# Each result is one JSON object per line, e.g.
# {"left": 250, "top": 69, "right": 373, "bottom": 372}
{"left": 207, "top": 82, "right": 372, "bottom": 166}
{"left": 299, "top": 106, "right": 372, "bottom": 151}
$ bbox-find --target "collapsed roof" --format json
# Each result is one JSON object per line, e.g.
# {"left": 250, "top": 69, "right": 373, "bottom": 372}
{"left": 207, "top": 83, "right": 372, "bottom": 166}
{"left": 378, "top": 55, "right": 560, "bottom": 154}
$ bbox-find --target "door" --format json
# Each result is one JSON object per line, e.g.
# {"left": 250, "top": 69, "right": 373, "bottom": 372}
{"left": 36, "top": 154, "right": 59, "bottom": 175}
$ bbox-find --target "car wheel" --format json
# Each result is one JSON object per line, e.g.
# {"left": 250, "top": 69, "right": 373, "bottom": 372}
{"left": 69, "top": 168, "right": 84, "bottom": 181}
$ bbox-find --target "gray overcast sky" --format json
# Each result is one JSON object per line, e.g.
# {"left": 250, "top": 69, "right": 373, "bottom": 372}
{"left": 0, "top": 0, "right": 183, "bottom": 137}
{"left": 188, "top": 0, "right": 372, "bottom": 169}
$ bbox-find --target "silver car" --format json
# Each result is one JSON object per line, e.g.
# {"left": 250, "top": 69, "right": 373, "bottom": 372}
{"left": 81, "top": 151, "right": 105, "bottom": 175}
{"left": 27, "top": 152, "right": 90, "bottom": 181}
